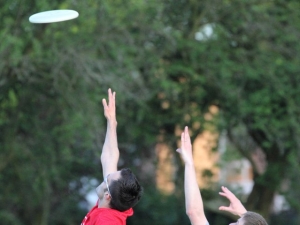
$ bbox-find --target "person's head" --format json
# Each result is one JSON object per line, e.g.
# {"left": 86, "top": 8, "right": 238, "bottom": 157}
{"left": 230, "top": 211, "right": 268, "bottom": 225}
{"left": 97, "top": 168, "right": 143, "bottom": 211}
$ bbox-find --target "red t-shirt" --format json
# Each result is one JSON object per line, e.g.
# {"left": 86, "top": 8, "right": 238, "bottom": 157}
{"left": 81, "top": 203, "right": 133, "bottom": 225}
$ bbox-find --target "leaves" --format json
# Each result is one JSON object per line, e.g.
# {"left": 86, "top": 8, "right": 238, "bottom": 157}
{"left": 1, "top": 0, "right": 300, "bottom": 224}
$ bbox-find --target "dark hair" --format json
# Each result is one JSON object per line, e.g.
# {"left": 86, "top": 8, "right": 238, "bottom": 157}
{"left": 109, "top": 168, "right": 143, "bottom": 211}
{"left": 243, "top": 211, "right": 268, "bottom": 225}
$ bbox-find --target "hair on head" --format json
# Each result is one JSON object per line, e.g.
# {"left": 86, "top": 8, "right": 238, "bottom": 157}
{"left": 242, "top": 211, "right": 268, "bottom": 225}
{"left": 109, "top": 168, "right": 143, "bottom": 211}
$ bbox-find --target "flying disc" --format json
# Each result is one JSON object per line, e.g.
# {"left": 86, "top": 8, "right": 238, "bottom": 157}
{"left": 29, "top": 9, "right": 79, "bottom": 23}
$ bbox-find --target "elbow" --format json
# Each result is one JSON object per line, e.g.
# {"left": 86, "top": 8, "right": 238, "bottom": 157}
{"left": 186, "top": 209, "right": 199, "bottom": 218}
{"left": 186, "top": 208, "right": 204, "bottom": 222}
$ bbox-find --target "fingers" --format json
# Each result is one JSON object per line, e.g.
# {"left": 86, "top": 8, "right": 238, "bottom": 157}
{"left": 181, "top": 126, "right": 189, "bottom": 142}
{"left": 183, "top": 127, "right": 186, "bottom": 142}
{"left": 219, "top": 192, "right": 227, "bottom": 197}
{"left": 219, "top": 206, "right": 231, "bottom": 212}
{"left": 108, "top": 88, "right": 116, "bottom": 105}
{"left": 222, "top": 186, "right": 232, "bottom": 193}
{"left": 181, "top": 127, "right": 188, "bottom": 148}
{"left": 219, "top": 186, "right": 231, "bottom": 195}
{"left": 179, "top": 126, "right": 192, "bottom": 151}
{"left": 177, "top": 127, "right": 195, "bottom": 165}
{"left": 103, "top": 88, "right": 116, "bottom": 109}
{"left": 184, "top": 126, "right": 188, "bottom": 135}
{"left": 219, "top": 187, "right": 234, "bottom": 202}
{"left": 102, "top": 88, "right": 116, "bottom": 120}
{"left": 102, "top": 98, "right": 108, "bottom": 108}
{"left": 178, "top": 127, "right": 187, "bottom": 154}
{"left": 219, "top": 186, "right": 247, "bottom": 217}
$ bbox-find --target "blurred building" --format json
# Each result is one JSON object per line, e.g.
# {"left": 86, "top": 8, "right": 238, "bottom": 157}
{"left": 155, "top": 126, "right": 289, "bottom": 214}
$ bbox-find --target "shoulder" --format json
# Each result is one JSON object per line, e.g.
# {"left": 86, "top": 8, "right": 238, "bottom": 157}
{"left": 93, "top": 208, "right": 133, "bottom": 223}
{"left": 92, "top": 209, "right": 117, "bottom": 224}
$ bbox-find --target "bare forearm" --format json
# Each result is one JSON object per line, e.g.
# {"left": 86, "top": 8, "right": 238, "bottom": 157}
{"left": 101, "top": 120, "right": 119, "bottom": 176}
{"left": 178, "top": 126, "right": 207, "bottom": 225}
{"left": 184, "top": 163, "right": 206, "bottom": 225}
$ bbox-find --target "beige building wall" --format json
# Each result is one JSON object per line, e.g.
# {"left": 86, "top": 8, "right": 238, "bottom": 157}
{"left": 193, "top": 131, "right": 219, "bottom": 188}
{"left": 155, "top": 129, "right": 254, "bottom": 194}
{"left": 155, "top": 143, "right": 176, "bottom": 193}
{"left": 155, "top": 129, "right": 220, "bottom": 193}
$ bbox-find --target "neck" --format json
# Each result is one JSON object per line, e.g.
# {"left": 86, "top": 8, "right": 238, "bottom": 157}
{"left": 97, "top": 198, "right": 111, "bottom": 208}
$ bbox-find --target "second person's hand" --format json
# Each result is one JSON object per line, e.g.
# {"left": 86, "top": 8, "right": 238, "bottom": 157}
{"left": 219, "top": 186, "right": 247, "bottom": 217}
{"left": 176, "top": 126, "right": 194, "bottom": 166}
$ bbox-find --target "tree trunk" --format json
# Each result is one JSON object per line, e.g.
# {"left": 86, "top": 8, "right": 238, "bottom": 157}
{"left": 245, "top": 173, "right": 275, "bottom": 220}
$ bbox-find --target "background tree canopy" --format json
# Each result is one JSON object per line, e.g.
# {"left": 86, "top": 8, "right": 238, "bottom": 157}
{"left": 1, "top": 0, "right": 300, "bottom": 224}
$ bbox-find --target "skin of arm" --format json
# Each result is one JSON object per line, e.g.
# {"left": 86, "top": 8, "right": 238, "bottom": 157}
{"left": 219, "top": 186, "right": 247, "bottom": 217}
{"left": 101, "top": 88, "right": 119, "bottom": 177}
{"left": 176, "top": 126, "right": 208, "bottom": 225}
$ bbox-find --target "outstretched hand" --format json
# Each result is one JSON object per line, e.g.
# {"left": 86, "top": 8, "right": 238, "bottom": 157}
{"left": 102, "top": 88, "right": 116, "bottom": 122}
{"left": 219, "top": 186, "right": 247, "bottom": 217}
{"left": 176, "top": 126, "right": 193, "bottom": 165}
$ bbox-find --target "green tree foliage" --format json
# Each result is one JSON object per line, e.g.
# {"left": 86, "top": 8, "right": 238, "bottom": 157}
{"left": 134, "top": 0, "right": 300, "bottom": 222}
{"left": 0, "top": 1, "right": 179, "bottom": 224}
{"left": 1, "top": 0, "right": 300, "bottom": 224}
{"left": 201, "top": 0, "right": 300, "bottom": 220}
{"left": 0, "top": 1, "right": 107, "bottom": 225}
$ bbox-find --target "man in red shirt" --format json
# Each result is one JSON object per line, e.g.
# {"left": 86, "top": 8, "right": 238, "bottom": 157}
{"left": 81, "top": 88, "right": 143, "bottom": 225}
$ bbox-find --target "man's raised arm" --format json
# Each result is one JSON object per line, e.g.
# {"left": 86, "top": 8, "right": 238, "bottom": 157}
{"left": 101, "top": 88, "right": 119, "bottom": 177}
{"left": 176, "top": 126, "right": 208, "bottom": 225}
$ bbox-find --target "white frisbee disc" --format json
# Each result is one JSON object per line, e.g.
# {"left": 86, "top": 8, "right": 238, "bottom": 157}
{"left": 29, "top": 9, "right": 79, "bottom": 23}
